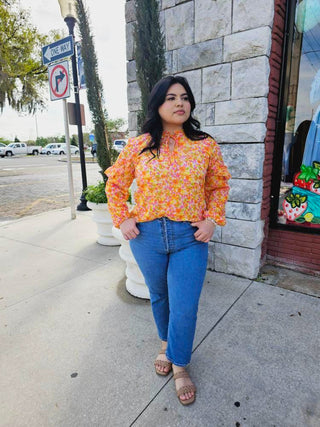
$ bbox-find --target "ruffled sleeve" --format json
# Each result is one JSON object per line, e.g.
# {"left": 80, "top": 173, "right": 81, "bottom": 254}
{"left": 203, "top": 139, "right": 231, "bottom": 226}
{"left": 105, "top": 138, "right": 136, "bottom": 227}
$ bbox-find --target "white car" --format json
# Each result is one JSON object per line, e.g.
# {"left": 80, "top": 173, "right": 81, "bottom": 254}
{"left": 0, "top": 142, "right": 42, "bottom": 157}
{"left": 51, "top": 144, "right": 80, "bottom": 155}
{"left": 112, "top": 139, "right": 127, "bottom": 153}
{"left": 41, "top": 143, "right": 62, "bottom": 155}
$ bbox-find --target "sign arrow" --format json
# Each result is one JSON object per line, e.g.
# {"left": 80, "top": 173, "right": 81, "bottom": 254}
{"left": 55, "top": 70, "right": 65, "bottom": 92}
{"left": 43, "top": 46, "right": 51, "bottom": 62}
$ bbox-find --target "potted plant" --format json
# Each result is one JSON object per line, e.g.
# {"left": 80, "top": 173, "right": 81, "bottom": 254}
{"left": 84, "top": 181, "right": 120, "bottom": 246}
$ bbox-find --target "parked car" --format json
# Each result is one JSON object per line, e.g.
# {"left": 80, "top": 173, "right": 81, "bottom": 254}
{"left": 0, "top": 143, "right": 7, "bottom": 148}
{"left": 41, "top": 143, "right": 62, "bottom": 155}
{"left": 0, "top": 142, "right": 42, "bottom": 157}
{"left": 112, "top": 139, "right": 127, "bottom": 152}
{"left": 91, "top": 143, "right": 97, "bottom": 157}
{"left": 51, "top": 144, "right": 79, "bottom": 155}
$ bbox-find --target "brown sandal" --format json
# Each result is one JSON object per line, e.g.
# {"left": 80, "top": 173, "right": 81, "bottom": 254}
{"left": 173, "top": 371, "right": 196, "bottom": 406}
{"left": 154, "top": 349, "right": 172, "bottom": 376}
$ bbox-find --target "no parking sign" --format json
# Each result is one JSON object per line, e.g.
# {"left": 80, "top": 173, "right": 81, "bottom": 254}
{"left": 48, "top": 60, "right": 70, "bottom": 101}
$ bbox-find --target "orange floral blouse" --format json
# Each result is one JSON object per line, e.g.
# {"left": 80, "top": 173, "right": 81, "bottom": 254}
{"left": 105, "top": 130, "right": 231, "bottom": 228}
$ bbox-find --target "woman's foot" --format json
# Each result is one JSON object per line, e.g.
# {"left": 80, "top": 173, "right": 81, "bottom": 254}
{"left": 172, "top": 366, "right": 196, "bottom": 405}
{"left": 154, "top": 341, "right": 172, "bottom": 376}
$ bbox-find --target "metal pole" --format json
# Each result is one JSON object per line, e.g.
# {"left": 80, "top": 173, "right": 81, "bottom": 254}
{"left": 65, "top": 16, "right": 90, "bottom": 211}
{"left": 35, "top": 114, "right": 39, "bottom": 139}
{"left": 63, "top": 98, "right": 76, "bottom": 219}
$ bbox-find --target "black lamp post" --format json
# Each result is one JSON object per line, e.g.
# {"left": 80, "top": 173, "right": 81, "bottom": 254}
{"left": 58, "top": 0, "right": 89, "bottom": 211}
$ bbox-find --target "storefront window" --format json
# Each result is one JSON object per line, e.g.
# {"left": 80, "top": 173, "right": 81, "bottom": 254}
{"left": 277, "top": 0, "right": 320, "bottom": 229}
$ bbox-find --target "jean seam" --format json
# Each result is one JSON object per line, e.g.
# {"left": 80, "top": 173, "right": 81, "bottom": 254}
{"left": 162, "top": 218, "right": 169, "bottom": 253}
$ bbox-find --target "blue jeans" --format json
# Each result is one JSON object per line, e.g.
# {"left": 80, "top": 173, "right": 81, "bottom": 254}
{"left": 130, "top": 218, "right": 208, "bottom": 366}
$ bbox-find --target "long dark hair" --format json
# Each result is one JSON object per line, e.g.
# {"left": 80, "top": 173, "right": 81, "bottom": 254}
{"left": 140, "top": 75, "right": 209, "bottom": 157}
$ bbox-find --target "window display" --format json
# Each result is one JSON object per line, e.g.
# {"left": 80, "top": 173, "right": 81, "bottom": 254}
{"left": 278, "top": 0, "right": 320, "bottom": 228}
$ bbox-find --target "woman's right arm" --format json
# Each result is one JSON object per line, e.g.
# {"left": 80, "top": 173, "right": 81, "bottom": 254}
{"left": 105, "top": 139, "right": 136, "bottom": 228}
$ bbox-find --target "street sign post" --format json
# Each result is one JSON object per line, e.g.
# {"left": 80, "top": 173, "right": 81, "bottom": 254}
{"left": 48, "top": 60, "right": 70, "bottom": 101}
{"left": 42, "top": 35, "right": 74, "bottom": 65}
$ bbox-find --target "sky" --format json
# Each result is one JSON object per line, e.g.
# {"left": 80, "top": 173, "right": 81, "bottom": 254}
{"left": 0, "top": 0, "right": 128, "bottom": 141}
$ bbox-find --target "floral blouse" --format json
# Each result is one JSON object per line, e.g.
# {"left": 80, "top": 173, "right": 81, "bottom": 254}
{"left": 105, "top": 130, "right": 231, "bottom": 228}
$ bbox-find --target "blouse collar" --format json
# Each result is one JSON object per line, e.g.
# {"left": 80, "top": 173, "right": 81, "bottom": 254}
{"left": 162, "top": 129, "right": 185, "bottom": 142}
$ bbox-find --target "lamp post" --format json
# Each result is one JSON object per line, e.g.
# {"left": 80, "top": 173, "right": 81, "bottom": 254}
{"left": 58, "top": 0, "right": 89, "bottom": 211}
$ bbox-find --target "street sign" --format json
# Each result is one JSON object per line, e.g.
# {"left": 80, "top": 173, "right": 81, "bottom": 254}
{"left": 67, "top": 102, "right": 86, "bottom": 126}
{"left": 48, "top": 60, "right": 70, "bottom": 101}
{"left": 76, "top": 42, "right": 86, "bottom": 90}
{"left": 42, "top": 35, "right": 74, "bottom": 65}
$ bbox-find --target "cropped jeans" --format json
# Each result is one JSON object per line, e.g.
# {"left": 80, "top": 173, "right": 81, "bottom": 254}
{"left": 129, "top": 218, "right": 208, "bottom": 367}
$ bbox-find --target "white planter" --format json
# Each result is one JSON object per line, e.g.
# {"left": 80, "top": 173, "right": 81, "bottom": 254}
{"left": 112, "top": 226, "right": 150, "bottom": 300}
{"left": 87, "top": 201, "right": 120, "bottom": 246}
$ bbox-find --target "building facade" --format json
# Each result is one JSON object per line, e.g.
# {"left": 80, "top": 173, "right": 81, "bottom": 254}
{"left": 125, "top": 0, "right": 320, "bottom": 279}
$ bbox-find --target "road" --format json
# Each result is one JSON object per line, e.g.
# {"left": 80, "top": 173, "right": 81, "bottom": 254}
{"left": 0, "top": 155, "right": 104, "bottom": 221}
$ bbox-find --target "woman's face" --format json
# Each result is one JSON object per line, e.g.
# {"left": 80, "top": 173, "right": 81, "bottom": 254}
{"left": 158, "top": 83, "right": 191, "bottom": 130}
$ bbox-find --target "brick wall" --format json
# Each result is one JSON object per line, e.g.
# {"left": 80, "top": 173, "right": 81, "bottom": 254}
{"left": 268, "top": 229, "right": 320, "bottom": 274}
{"left": 263, "top": 0, "right": 320, "bottom": 273}
{"left": 261, "top": 0, "right": 286, "bottom": 262}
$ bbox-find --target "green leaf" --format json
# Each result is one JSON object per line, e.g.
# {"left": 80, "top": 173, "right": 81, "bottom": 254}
{"left": 84, "top": 182, "right": 107, "bottom": 203}
{"left": 312, "top": 161, "right": 320, "bottom": 171}
{"left": 285, "top": 193, "right": 294, "bottom": 203}
{"left": 298, "top": 165, "right": 318, "bottom": 182}
{"left": 299, "top": 195, "right": 307, "bottom": 203}
{"left": 285, "top": 193, "right": 307, "bottom": 208}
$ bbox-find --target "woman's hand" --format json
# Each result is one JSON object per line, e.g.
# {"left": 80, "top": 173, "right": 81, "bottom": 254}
{"left": 120, "top": 217, "right": 140, "bottom": 240}
{"left": 191, "top": 220, "right": 215, "bottom": 243}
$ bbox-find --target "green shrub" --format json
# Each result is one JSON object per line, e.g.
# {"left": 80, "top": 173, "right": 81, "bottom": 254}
{"left": 84, "top": 181, "right": 107, "bottom": 204}
{"left": 85, "top": 181, "right": 132, "bottom": 204}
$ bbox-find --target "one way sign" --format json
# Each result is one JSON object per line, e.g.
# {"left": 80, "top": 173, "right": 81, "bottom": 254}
{"left": 42, "top": 35, "right": 74, "bottom": 65}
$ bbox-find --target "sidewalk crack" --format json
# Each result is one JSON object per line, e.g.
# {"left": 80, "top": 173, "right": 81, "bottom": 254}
{"left": 192, "top": 280, "right": 253, "bottom": 354}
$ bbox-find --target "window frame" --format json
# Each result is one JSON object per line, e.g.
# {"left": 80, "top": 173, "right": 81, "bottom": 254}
{"left": 269, "top": 0, "right": 320, "bottom": 235}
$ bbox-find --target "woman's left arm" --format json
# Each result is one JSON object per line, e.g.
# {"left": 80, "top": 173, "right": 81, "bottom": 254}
{"left": 203, "top": 139, "right": 231, "bottom": 226}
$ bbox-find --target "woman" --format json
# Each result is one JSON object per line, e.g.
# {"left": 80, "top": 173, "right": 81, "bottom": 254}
{"left": 105, "top": 75, "right": 231, "bottom": 406}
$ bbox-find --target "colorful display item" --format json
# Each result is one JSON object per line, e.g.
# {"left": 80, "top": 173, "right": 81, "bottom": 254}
{"left": 282, "top": 162, "right": 320, "bottom": 227}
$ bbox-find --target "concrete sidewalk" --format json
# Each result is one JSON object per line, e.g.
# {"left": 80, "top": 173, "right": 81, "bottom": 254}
{"left": 0, "top": 208, "right": 319, "bottom": 427}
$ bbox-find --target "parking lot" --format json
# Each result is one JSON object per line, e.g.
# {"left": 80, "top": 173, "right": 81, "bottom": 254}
{"left": 0, "top": 154, "right": 103, "bottom": 221}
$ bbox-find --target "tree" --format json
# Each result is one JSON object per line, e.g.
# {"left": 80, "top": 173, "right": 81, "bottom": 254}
{"left": 104, "top": 114, "right": 128, "bottom": 162}
{"left": 0, "top": 0, "right": 59, "bottom": 113}
{"left": 106, "top": 116, "right": 126, "bottom": 133}
{"left": 134, "top": 0, "right": 165, "bottom": 130}
{"left": 36, "top": 136, "right": 48, "bottom": 146}
{"left": 76, "top": 0, "right": 111, "bottom": 182}
{"left": 70, "top": 135, "right": 78, "bottom": 146}
{"left": 0, "top": 136, "right": 11, "bottom": 144}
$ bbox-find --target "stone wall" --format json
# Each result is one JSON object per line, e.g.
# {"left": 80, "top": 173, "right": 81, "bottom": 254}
{"left": 125, "top": 0, "right": 275, "bottom": 279}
